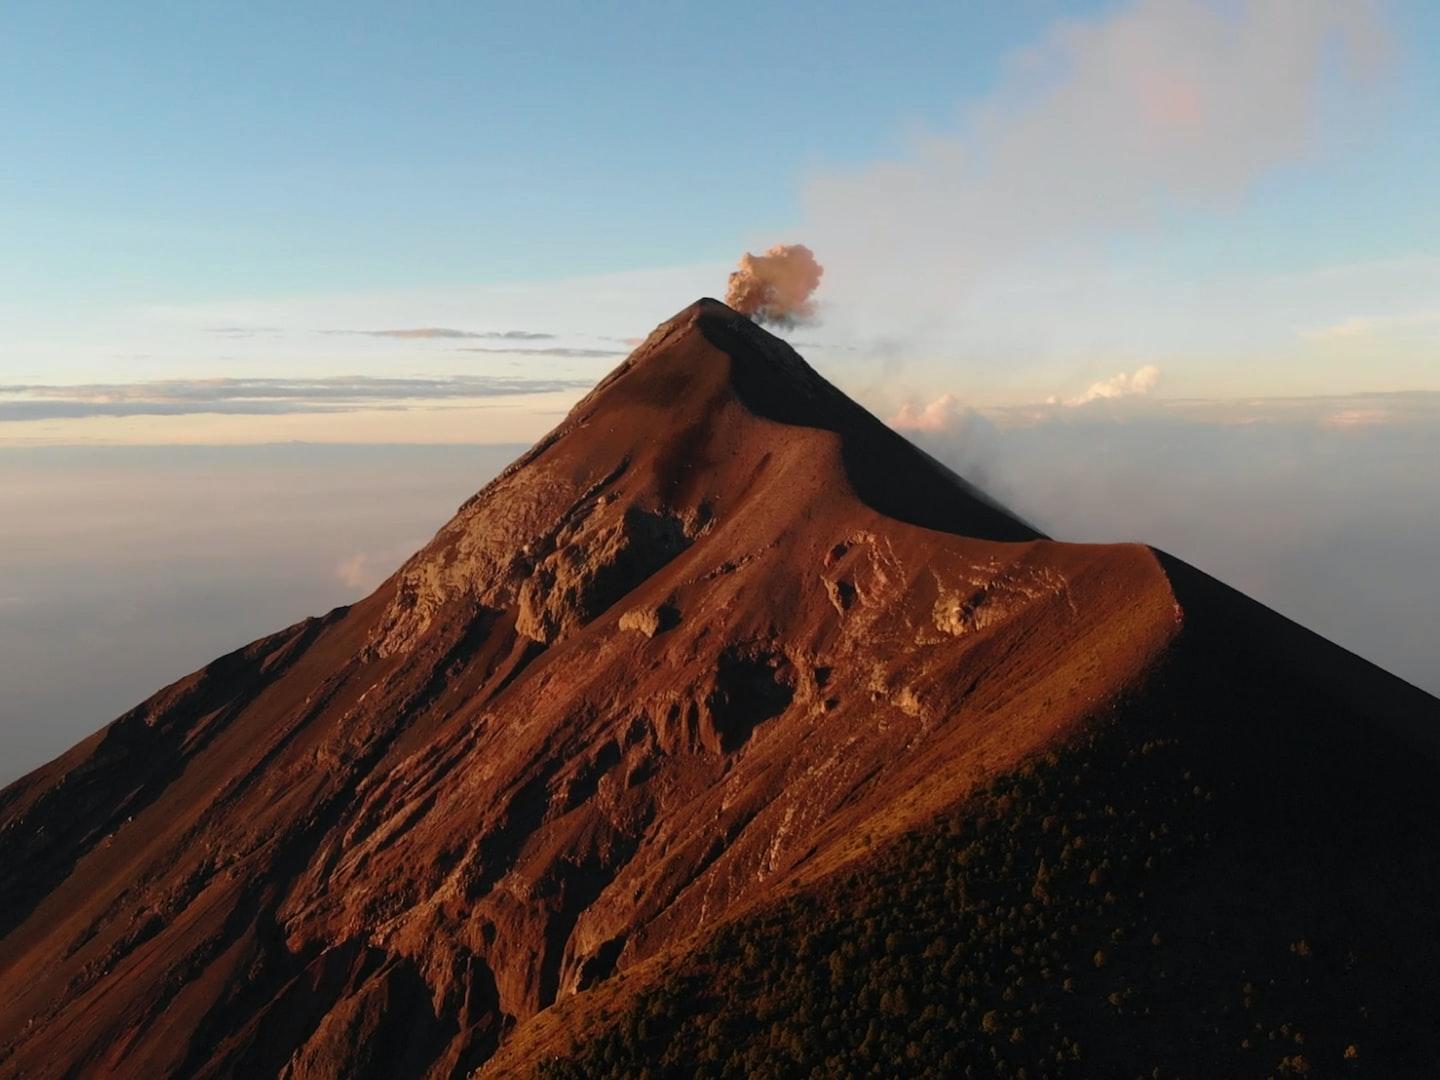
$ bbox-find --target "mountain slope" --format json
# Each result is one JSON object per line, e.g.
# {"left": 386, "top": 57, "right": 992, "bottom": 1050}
{"left": 0, "top": 299, "right": 1435, "bottom": 1079}
{"left": 485, "top": 559, "right": 1440, "bottom": 1078}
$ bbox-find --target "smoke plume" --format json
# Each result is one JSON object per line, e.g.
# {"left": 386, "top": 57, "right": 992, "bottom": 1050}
{"left": 725, "top": 244, "right": 824, "bottom": 326}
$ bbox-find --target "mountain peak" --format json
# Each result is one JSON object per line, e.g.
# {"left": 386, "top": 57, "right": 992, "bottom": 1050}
{"left": 565, "top": 298, "right": 1039, "bottom": 536}
{"left": 572, "top": 296, "right": 843, "bottom": 428}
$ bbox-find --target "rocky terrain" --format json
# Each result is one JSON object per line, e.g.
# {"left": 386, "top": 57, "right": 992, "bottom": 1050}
{"left": 1, "top": 299, "right": 1436, "bottom": 1079}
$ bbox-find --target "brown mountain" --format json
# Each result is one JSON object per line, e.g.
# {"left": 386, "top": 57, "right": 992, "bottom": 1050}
{"left": 1, "top": 299, "right": 1437, "bottom": 1079}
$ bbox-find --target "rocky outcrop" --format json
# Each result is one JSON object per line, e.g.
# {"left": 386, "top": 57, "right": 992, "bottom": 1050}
{"left": 618, "top": 602, "right": 679, "bottom": 639}
{"left": 516, "top": 506, "right": 693, "bottom": 645}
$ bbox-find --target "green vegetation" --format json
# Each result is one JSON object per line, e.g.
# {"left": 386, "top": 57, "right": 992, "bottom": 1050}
{"left": 535, "top": 683, "right": 1440, "bottom": 1079}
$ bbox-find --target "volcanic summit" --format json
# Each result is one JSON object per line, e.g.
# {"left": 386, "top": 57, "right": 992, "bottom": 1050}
{"left": 2, "top": 299, "right": 1438, "bottom": 1078}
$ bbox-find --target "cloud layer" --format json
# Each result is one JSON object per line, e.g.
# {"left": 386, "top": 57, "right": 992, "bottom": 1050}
{"left": 1065, "top": 364, "right": 1161, "bottom": 406}
{"left": 806, "top": 0, "right": 1386, "bottom": 338}
{"left": 888, "top": 388, "right": 1440, "bottom": 697}
{"left": 0, "top": 375, "right": 594, "bottom": 422}
{"left": 322, "top": 327, "right": 557, "bottom": 340}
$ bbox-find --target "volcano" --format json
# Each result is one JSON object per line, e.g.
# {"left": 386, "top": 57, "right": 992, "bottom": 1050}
{"left": 2, "top": 299, "right": 1437, "bottom": 1079}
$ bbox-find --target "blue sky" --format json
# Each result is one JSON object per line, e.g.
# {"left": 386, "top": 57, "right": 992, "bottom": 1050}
{"left": 1, "top": 2, "right": 1104, "bottom": 299}
{"left": 1, "top": 0, "right": 1438, "bottom": 441}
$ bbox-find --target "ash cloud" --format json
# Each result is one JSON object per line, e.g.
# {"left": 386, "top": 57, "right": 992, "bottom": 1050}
{"left": 725, "top": 244, "right": 824, "bottom": 327}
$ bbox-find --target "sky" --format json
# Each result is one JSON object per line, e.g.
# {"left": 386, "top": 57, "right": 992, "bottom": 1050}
{"left": 0, "top": 0, "right": 1437, "bottom": 777}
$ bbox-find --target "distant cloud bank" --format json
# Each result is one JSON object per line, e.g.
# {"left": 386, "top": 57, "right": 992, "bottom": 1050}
{"left": 0, "top": 375, "right": 594, "bottom": 422}
{"left": 315, "top": 327, "right": 630, "bottom": 356}
{"left": 893, "top": 389, "right": 1440, "bottom": 434}
{"left": 1064, "top": 365, "right": 1161, "bottom": 407}
{"left": 885, "top": 388, "right": 1440, "bottom": 697}
{"left": 806, "top": 0, "right": 1387, "bottom": 340}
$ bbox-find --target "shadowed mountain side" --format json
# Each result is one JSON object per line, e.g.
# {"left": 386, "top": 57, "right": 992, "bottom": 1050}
{"left": 0, "top": 300, "right": 1434, "bottom": 1080}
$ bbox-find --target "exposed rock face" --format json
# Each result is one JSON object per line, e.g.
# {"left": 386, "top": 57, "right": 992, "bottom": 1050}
{"left": 515, "top": 506, "right": 694, "bottom": 645}
{"left": 618, "top": 603, "right": 678, "bottom": 639}
{"left": 0, "top": 299, "right": 1435, "bottom": 1080}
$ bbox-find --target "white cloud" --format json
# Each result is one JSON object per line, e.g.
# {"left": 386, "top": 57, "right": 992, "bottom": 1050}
{"left": 1067, "top": 364, "right": 1162, "bottom": 406}
{"left": 888, "top": 389, "right": 1437, "bottom": 436}
{"left": 0, "top": 375, "right": 595, "bottom": 422}
{"left": 1318, "top": 408, "right": 1389, "bottom": 429}
{"left": 888, "top": 393, "right": 1005, "bottom": 491}
{"left": 335, "top": 540, "right": 423, "bottom": 593}
{"left": 323, "top": 327, "right": 556, "bottom": 341}
{"left": 891, "top": 391, "right": 1440, "bottom": 696}
{"left": 890, "top": 393, "right": 966, "bottom": 433}
{"left": 804, "top": 0, "right": 1388, "bottom": 344}
{"left": 0, "top": 262, "right": 723, "bottom": 390}
{"left": 1305, "top": 310, "right": 1440, "bottom": 342}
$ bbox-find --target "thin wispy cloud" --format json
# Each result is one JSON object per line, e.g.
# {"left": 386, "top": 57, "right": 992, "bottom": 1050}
{"left": 321, "top": 327, "right": 557, "bottom": 340}
{"left": 314, "top": 327, "right": 629, "bottom": 356}
{"left": 894, "top": 366, "right": 1163, "bottom": 432}
{"left": 891, "top": 393, "right": 967, "bottom": 434}
{"left": 0, "top": 375, "right": 593, "bottom": 422}
{"left": 806, "top": 0, "right": 1389, "bottom": 356}
{"left": 457, "top": 346, "right": 628, "bottom": 358}
{"left": 1304, "top": 310, "right": 1440, "bottom": 342}
{"left": 891, "top": 390, "right": 1440, "bottom": 436}
{"left": 1064, "top": 364, "right": 1161, "bottom": 407}
{"left": 334, "top": 538, "right": 424, "bottom": 592}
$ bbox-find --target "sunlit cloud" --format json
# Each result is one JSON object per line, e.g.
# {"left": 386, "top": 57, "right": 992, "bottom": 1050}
{"left": 335, "top": 553, "right": 373, "bottom": 589}
{"left": 1064, "top": 364, "right": 1161, "bottom": 406}
{"left": 333, "top": 551, "right": 402, "bottom": 592}
{"left": 456, "top": 346, "right": 628, "bottom": 358}
{"left": 1319, "top": 408, "right": 1390, "bottom": 430}
{"left": 891, "top": 393, "right": 968, "bottom": 434}
{"left": 891, "top": 390, "right": 1436, "bottom": 434}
